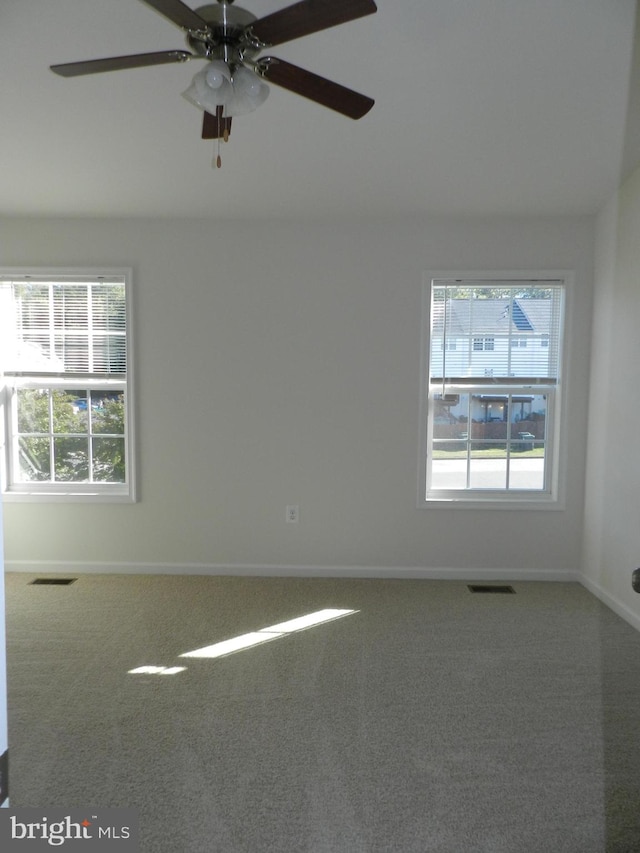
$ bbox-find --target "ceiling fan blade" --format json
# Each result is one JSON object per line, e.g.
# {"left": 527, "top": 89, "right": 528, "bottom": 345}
{"left": 249, "top": 0, "right": 377, "bottom": 48}
{"left": 202, "top": 109, "right": 232, "bottom": 140}
{"left": 50, "top": 50, "right": 192, "bottom": 77}
{"left": 260, "top": 58, "right": 374, "bottom": 119}
{"left": 139, "top": 0, "right": 210, "bottom": 31}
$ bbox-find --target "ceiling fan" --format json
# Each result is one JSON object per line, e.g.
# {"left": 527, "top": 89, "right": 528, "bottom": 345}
{"left": 50, "top": 0, "right": 378, "bottom": 165}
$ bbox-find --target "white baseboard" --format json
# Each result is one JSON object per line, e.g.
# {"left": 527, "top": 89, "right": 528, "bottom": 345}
{"left": 579, "top": 575, "right": 640, "bottom": 633}
{"left": 5, "top": 559, "right": 581, "bottom": 583}
{"left": 7, "top": 561, "right": 639, "bottom": 635}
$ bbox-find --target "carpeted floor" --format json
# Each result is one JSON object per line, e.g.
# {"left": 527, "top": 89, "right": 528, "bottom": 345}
{"left": 4, "top": 573, "right": 640, "bottom": 852}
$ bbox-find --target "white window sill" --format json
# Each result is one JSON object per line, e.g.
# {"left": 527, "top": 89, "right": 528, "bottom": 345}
{"left": 420, "top": 493, "right": 564, "bottom": 511}
{"left": 3, "top": 487, "right": 135, "bottom": 503}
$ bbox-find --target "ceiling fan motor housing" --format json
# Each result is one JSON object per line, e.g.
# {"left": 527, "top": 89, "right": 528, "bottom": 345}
{"left": 189, "top": 3, "right": 260, "bottom": 65}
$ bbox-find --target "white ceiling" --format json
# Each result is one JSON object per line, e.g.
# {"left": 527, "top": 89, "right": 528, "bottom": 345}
{"left": 1, "top": 0, "right": 637, "bottom": 220}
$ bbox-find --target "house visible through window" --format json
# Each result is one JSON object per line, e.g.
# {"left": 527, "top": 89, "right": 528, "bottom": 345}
{"left": 473, "top": 336, "right": 495, "bottom": 351}
{"left": 0, "top": 269, "right": 135, "bottom": 501}
{"left": 420, "top": 275, "right": 567, "bottom": 507}
{"left": 510, "top": 336, "right": 528, "bottom": 348}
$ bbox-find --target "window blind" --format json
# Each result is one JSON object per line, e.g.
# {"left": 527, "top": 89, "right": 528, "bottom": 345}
{"left": 0, "top": 276, "right": 126, "bottom": 377}
{"left": 430, "top": 282, "right": 563, "bottom": 386}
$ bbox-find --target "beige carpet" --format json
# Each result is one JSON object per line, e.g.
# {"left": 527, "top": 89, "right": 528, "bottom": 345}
{"left": 4, "top": 573, "right": 640, "bottom": 852}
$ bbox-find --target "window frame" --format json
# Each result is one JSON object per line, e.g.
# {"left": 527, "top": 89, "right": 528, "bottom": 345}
{"left": 0, "top": 267, "right": 136, "bottom": 503}
{"left": 418, "top": 271, "right": 572, "bottom": 510}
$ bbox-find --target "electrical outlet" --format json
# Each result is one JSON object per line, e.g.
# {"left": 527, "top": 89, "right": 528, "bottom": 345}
{"left": 286, "top": 505, "right": 299, "bottom": 524}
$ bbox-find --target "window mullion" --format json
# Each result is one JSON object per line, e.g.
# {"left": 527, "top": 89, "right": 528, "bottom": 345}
{"left": 9, "top": 388, "right": 19, "bottom": 488}
{"left": 88, "top": 391, "right": 94, "bottom": 483}
{"left": 47, "top": 389, "right": 55, "bottom": 482}
{"left": 507, "top": 289, "right": 513, "bottom": 377}
{"left": 48, "top": 282, "right": 55, "bottom": 367}
{"left": 467, "top": 291, "right": 473, "bottom": 369}
{"left": 465, "top": 392, "right": 471, "bottom": 489}
{"left": 505, "top": 395, "right": 512, "bottom": 490}
{"left": 441, "top": 288, "right": 448, "bottom": 396}
{"left": 88, "top": 282, "right": 94, "bottom": 374}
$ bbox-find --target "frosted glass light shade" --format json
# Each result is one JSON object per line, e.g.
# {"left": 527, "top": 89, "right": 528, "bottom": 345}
{"left": 205, "top": 61, "right": 231, "bottom": 89}
{"left": 182, "top": 61, "right": 269, "bottom": 117}
{"left": 227, "top": 66, "right": 270, "bottom": 116}
{"left": 182, "top": 62, "right": 233, "bottom": 112}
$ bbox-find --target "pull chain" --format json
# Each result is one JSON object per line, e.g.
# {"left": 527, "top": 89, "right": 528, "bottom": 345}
{"left": 212, "top": 106, "right": 229, "bottom": 169}
{"left": 216, "top": 105, "right": 224, "bottom": 169}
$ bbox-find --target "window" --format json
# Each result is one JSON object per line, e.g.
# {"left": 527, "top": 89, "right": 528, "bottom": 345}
{"left": 510, "top": 336, "right": 528, "bottom": 348}
{"left": 473, "top": 336, "right": 495, "bottom": 351}
{"left": 0, "top": 269, "right": 135, "bottom": 501}
{"left": 419, "top": 273, "right": 568, "bottom": 508}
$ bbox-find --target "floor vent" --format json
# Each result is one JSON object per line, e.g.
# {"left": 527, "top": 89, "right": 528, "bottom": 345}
{"left": 30, "top": 578, "right": 77, "bottom": 586}
{"left": 468, "top": 584, "right": 515, "bottom": 594}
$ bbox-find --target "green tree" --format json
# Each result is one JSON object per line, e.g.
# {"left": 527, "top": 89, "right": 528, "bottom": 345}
{"left": 17, "top": 389, "right": 125, "bottom": 483}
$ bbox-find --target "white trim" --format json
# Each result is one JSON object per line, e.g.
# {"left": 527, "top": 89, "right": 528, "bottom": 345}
{"left": 0, "top": 267, "right": 137, "bottom": 503}
{"left": 7, "top": 562, "right": 639, "bottom": 636}
{"left": 12, "top": 561, "right": 640, "bottom": 635}
{"left": 579, "top": 575, "right": 640, "bottom": 634}
{"left": 0, "top": 486, "right": 7, "bottom": 809}
{"left": 2, "top": 490, "right": 134, "bottom": 503}
{"left": 418, "top": 270, "right": 573, "bottom": 510}
{"left": 4, "top": 559, "right": 581, "bottom": 582}
{"left": 0, "top": 266, "right": 131, "bottom": 282}
{"left": 420, "top": 496, "right": 566, "bottom": 511}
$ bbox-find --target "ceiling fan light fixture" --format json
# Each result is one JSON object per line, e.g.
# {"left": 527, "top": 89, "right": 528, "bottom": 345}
{"left": 232, "top": 64, "right": 263, "bottom": 97}
{"left": 204, "top": 60, "right": 232, "bottom": 89}
{"left": 183, "top": 60, "right": 268, "bottom": 116}
{"left": 227, "top": 67, "right": 269, "bottom": 115}
{"left": 182, "top": 62, "right": 232, "bottom": 111}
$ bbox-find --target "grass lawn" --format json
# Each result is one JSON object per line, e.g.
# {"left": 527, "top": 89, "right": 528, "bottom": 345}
{"left": 433, "top": 447, "right": 545, "bottom": 459}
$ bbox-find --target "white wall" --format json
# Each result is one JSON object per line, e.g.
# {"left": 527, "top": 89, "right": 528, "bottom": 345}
{"left": 0, "top": 214, "right": 594, "bottom": 577}
{"left": 0, "top": 494, "right": 7, "bottom": 805}
{"left": 582, "top": 165, "right": 640, "bottom": 628}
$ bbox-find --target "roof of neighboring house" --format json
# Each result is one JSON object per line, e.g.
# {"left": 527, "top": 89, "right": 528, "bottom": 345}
{"left": 432, "top": 298, "right": 552, "bottom": 336}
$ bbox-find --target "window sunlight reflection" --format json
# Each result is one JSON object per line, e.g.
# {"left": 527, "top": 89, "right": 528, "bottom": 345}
{"left": 179, "top": 608, "right": 358, "bottom": 660}
{"left": 180, "top": 631, "right": 286, "bottom": 659}
{"left": 128, "top": 665, "right": 187, "bottom": 675}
